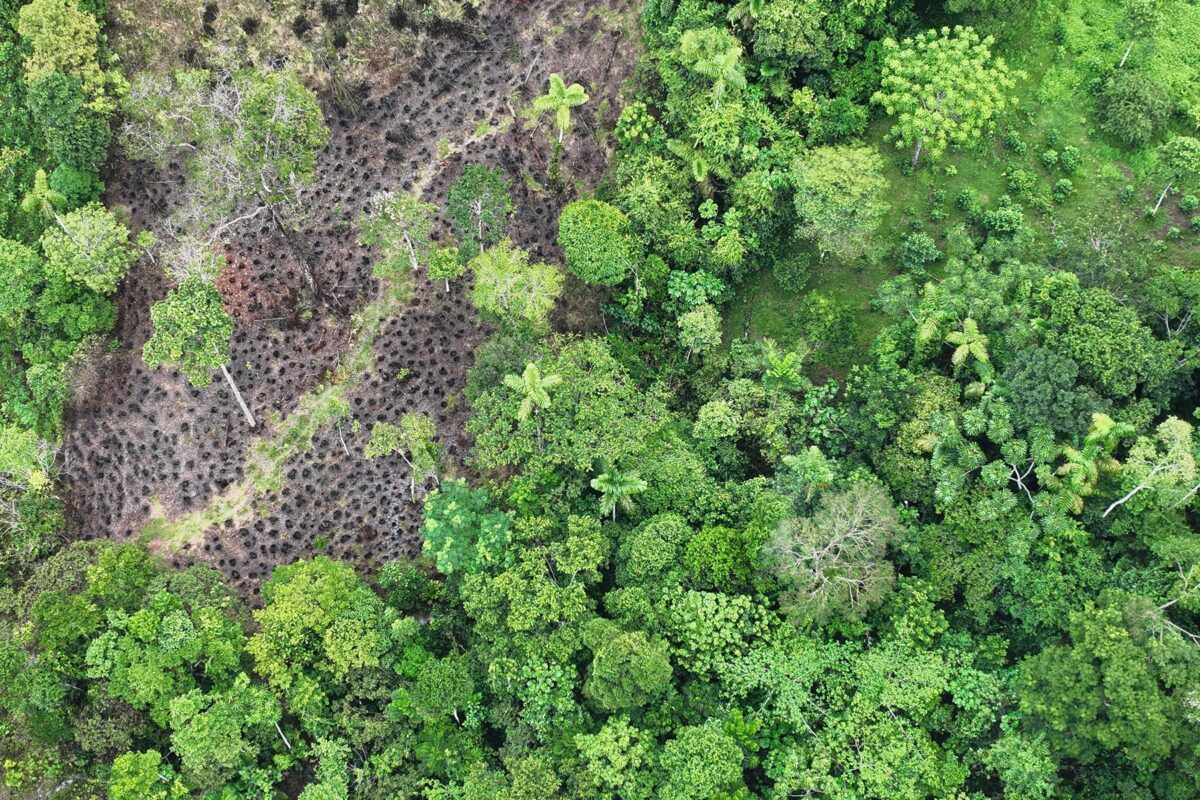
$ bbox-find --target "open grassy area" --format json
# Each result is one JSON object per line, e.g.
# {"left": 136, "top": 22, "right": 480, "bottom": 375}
{"left": 725, "top": 0, "right": 1200, "bottom": 376}
{"left": 722, "top": 250, "right": 891, "bottom": 380}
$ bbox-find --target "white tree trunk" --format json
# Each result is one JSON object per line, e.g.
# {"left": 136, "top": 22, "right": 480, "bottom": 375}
{"left": 1119, "top": 41, "right": 1133, "bottom": 68}
{"left": 220, "top": 363, "right": 256, "bottom": 427}
{"left": 1154, "top": 181, "right": 1173, "bottom": 215}
{"left": 1105, "top": 463, "right": 1167, "bottom": 516}
{"left": 472, "top": 198, "right": 484, "bottom": 244}
{"left": 274, "top": 721, "right": 292, "bottom": 750}
{"left": 1173, "top": 480, "right": 1200, "bottom": 509}
{"left": 1104, "top": 483, "right": 1149, "bottom": 517}
{"left": 403, "top": 230, "right": 419, "bottom": 271}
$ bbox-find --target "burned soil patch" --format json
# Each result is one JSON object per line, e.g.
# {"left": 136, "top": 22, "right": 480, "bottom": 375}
{"left": 63, "top": 0, "right": 641, "bottom": 599}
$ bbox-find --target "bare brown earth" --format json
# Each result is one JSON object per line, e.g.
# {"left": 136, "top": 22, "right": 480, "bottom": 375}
{"left": 62, "top": 0, "right": 641, "bottom": 599}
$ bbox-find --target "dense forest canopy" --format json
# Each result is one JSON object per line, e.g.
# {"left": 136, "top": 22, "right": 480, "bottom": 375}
{"left": 3, "top": 0, "right": 1200, "bottom": 798}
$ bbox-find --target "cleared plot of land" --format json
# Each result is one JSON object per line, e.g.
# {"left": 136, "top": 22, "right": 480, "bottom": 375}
{"left": 63, "top": 0, "right": 641, "bottom": 598}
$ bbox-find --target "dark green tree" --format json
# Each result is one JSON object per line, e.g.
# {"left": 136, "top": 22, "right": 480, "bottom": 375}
{"left": 25, "top": 71, "right": 110, "bottom": 168}
{"left": 1018, "top": 596, "right": 1191, "bottom": 771}
{"left": 1097, "top": 71, "right": 1172, "bottom": 147}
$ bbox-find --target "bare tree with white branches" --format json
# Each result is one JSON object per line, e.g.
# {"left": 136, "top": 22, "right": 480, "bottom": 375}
{"left": 766, "top": 481, "right": 903, "bottom": 626}
{"left": 121, "top": 65, "right": 329, "bottom": 297}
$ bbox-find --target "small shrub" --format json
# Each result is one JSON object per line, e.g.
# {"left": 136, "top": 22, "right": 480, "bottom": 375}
{"left": 1119, "top": 185, "right": 1135, "bottom": 204}
{"left": 931, "top": 189, "right": 947, "bottom": 205}
{"left": 982, "top": 198, "right": 1027, "bottom": 238}
{"left": 1006, "top": 168, "right": 1038, "bottom": 197}
{"left": 944, "top": 164, "right": 958, "bottom": 176}
{"left": 944, "top": 224, "right": 977, "bottom": 259}
{"left": 930, "top": 206, "right": 947, "bottom": 222}
{"left": 1041, "top": 150, "right": 1058, "bottom": 171}
{"left": 772, "top": 251, "right": 811, "bottom": 293}
{"left": 956, "top": 188, "right": 982, "bottom": 212}
{"left": 1045, "top": 128, "right": 1061, "bottom": 148}
{"left": 378, "top": 561, "right": 440, "bottom": 613}
{"left": 1059, "top": 145, "right": 1080, "bottom": 174}
{"left": 899, "top": 232, "right": 942, "bottom": 274}
{"left": 1180, "top": 194, "right": 1199, "bottom": 213}
{"left": 1167, "top": 226, "right": 1182, "bottom": 241}
{"left": 1004, "top": 130, "right": 1027, "bottom": 154}
{"left": 1053, "top": 179, "right": 1074, "bottom": 204}
{"left": 1190, "top": 216, "right": 1200, "bottom": 232}
{"left": 1030, "top": 196, "right": 1054, "bottom": 216}
{"left": 616, "top": 101, "right": 658, "bottom": 148}
{"left": 808, "top": 96, "right": 869, "bottom": 145}
{"left": 800, "top": 292, "right": 857, "bottom": 360}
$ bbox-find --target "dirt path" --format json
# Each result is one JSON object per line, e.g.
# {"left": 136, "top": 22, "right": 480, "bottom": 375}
{"left": 62, "top": 0, "right": 642, "bottom": 598}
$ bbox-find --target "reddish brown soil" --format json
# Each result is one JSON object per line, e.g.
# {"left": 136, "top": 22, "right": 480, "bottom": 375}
{"left": 63, "top": 0, "right": 641, "bottom": 599}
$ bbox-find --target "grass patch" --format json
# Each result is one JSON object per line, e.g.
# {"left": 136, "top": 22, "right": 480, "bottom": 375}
{"left": 723, "top": 254, "right": 890, "bottom": 380}
{"left": 728, "top": 0, "right": 1200, "bottom": 375}
{"left": 248, "top": 382, "right": 351, "bottom": 494}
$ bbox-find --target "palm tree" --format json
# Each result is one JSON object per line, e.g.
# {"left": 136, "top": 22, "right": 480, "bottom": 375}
{"left": 666, "top": 138, "right": 716, "bottom": 185}
{"left": 590, "top": 467, "right": 648, "bottom": 522}
{"left": 533, "top": 74, "right": 589, "bottom": 144}
{"left": 20, "top": 168, "right": 67, "bottom": 230}
{"left": 762, "top": 339, "right": 807, "bottom": 395}
{"left": 691, "top": 45, "right": 746, "bottom": 109}
{"left": 1053, "top": 412, "right": 1135, "bottom": 513}
{"left": 944, "top": 318, "right": 990, "bottom": 369}
{"left": 503, "top": 362, "right": 562, "bottom": 451}
{"left": 727, "top": 0, "right": 766, "bottom": 28}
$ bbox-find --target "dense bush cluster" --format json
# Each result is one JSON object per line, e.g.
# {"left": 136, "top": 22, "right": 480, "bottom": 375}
{"left": 0, "top": 0, "right": 148, "bottom": 590}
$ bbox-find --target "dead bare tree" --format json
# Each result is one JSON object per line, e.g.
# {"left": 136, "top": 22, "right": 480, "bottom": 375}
{"left": 121, "top": 66, "right": 329, "bottom": 299}
{"left": 766, "top": 482, "right": 903, "bottom": 626}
